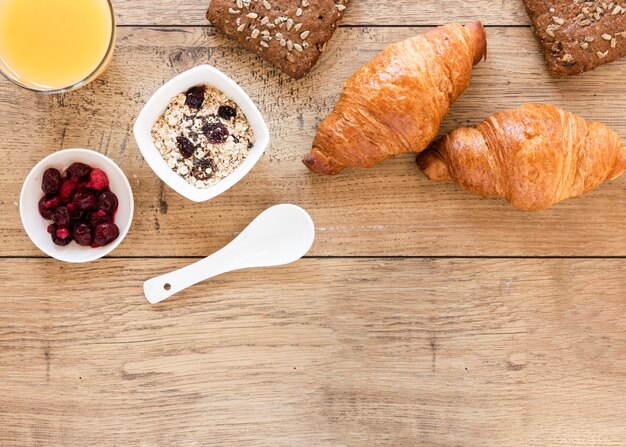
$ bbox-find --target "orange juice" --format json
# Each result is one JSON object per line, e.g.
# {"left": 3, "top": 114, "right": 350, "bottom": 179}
{"left": 0, "top": 0, "right": 114, "bottom": 91}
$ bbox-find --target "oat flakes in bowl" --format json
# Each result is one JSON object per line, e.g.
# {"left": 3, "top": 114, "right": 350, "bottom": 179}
{"left": 133, "top": 65, "right": 270, "bottom": 203}
{"left": 152, "top": 84, "right": 255, "bottom": 189}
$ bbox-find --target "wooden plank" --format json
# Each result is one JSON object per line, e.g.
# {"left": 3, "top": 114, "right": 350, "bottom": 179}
{"left": 0, "top": 258, "right": 624, "bottom": 446}
{"left": 112, "top": 0, "right": 529, "bottom": 26}
{"left": 2, "top": 27, "right": 626, "bottom": 257}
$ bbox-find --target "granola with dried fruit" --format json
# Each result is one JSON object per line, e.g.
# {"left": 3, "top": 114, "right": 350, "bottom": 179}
{"left": 151, "top": 84, "right": 255, "bottom": 189}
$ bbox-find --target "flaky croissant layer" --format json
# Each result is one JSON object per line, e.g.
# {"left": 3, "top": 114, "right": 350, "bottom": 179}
{"left": 304, "top": 21, "right": 487, "bottom": 175}
{"left": 417, "top": 103, "right": 626, "bottom": 211}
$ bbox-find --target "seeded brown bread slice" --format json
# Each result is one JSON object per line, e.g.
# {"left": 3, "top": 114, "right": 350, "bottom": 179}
{"left": 207, "top": 0, "right": 349, "bottom": 79}
{"left": 523, "top": 0, "right": 626, "bottom": 75}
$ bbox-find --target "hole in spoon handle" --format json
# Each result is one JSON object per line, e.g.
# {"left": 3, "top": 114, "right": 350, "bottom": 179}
{"left": 144, "top": 274, "right": 180, "bottom": 304}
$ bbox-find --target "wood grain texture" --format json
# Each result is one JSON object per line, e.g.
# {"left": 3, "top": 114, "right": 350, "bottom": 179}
{"left": 1, "top": 27, "right": 625, "bottom": 257}
{"left": 112, "top": 0, "right": 529, "bottom": 26}
{"left": 0, "top": 258, "right": 624, "bottom": 447}
{"left": 2, "top": 2, "right": 625, "bottom": 446}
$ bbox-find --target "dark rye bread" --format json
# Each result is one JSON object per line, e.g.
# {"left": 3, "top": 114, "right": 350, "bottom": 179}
{"left": 523, "top": 0, "right": 626, "bottom": 75}
{"left": 207, "top": 0, "right": 349, "bottom": 79}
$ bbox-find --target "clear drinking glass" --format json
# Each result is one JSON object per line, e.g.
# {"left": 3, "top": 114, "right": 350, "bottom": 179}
{"left": 0, "top": 0, "right": 116, "bottom": 93}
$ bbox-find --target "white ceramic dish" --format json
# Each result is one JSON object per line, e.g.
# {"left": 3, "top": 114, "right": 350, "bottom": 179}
{"left": 144, "top": 204, "right": 315, "bottom": 304}
{"left": 20, "top": 149, "right": 134, "bottom": 263}
{"left": 133, "top": 65, "right": 270, "bottom": 202}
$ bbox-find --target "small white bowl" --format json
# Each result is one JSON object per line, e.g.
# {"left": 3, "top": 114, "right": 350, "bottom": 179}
{"left": 133, "top": 65, "right": 270, "bottom": 202}
{"left": 20, "top": 149, "right": 134, "bottom": 263}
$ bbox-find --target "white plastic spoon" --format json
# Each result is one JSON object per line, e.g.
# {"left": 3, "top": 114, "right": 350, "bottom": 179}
{"left": 144, "top": 204, "right": 315, "bottom": 304}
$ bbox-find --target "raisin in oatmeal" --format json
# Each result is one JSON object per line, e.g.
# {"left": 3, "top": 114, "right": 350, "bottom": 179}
{"left": 151, "top": 84, "right": 255, "bottom": 189}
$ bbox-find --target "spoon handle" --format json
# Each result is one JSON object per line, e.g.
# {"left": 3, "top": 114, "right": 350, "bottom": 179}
{"left": 143, "top": 248, "right": 237, "bottom": 304}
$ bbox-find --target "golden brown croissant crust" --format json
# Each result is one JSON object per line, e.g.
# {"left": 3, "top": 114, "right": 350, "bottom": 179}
{"left": 304, "top": 22, "right": 487, "bottom": 175}
{"left": 417, "top": 103, "right": 626, "bottom": 211}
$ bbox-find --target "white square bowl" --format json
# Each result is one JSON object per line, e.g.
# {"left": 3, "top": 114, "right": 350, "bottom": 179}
{"left": 133, "top": 65, "right": 270, "bottom": 202}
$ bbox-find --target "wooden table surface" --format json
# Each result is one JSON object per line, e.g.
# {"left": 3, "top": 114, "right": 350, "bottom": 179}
{"left": 1, "top": 1, "right": 625, "bottom": 446}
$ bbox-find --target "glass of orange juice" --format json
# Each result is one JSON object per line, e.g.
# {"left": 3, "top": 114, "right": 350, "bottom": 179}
{"left": 0, "top": 0, "right": 115, "bottom": 93}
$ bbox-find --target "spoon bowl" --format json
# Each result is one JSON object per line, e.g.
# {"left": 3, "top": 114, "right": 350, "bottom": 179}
{"left": 144, "top": 204, "right": 315, "bottom": 304}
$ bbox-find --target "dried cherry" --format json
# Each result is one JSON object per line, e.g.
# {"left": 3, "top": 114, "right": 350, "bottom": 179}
{"left": 185, "top": 85, "right": 206, "bottom": 109}
{"left": 42, "top": 168, "right": 62, "bottom": 194}
{"left": 218, "top": 105, "right": 237, "bottom": 120}
{"left": 203, "top": 122, "right": 229, "bottom": 144}
{"left": 176, "top": 136, "right": 196, "bottom": 159}
{"left": 93, "top": 222, "right": 119, "bottom": 247}
{"left": 97, "top": 190, "right": 118, "bottom": 214}
{"left": 72, "top": 222, "right": 93, "bottom": 246}
{"left": 66, "top": 163, "right": 91, "bottom": 181}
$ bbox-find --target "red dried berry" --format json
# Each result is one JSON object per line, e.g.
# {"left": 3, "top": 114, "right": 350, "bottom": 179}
{"left": 97, "top": 190, "right": 118, "bottom": 214}
{"left": 56, "top": 227, "right": 70, "bottom": 239}
{"left": 43, "top": 196, "right": 61, "bottom": 210}
{"left": 51, "top": 206, "right": 71, "bottom": 226}
{"left": 42, "top": 168, "right": 62, "bottom": 194}
{"left": 39, "top": 196, "right": 61, "bottom": 219}
{"left": 86, "top": 168, "right": 109, "bottom": 191}
{"left": 72, "top": 189, "right": 97, "bottom": 211}
{"left": 70, "top": 209, "right": 84, "bottom": 221}
{"left": 59, "top": 179, "right": 78, "bottom": 203}
{"left": 72, "top": 222, "right": 93, "bottom": 246}
{"left": 185, "top": 85, "right": 206, "bottom": 109}
{"left": 88, "top": 210, "right": 112, "bottom": 229}
{"left": 176, "top": 136, "right": 196, "bottom": 158}
{"left": 66, "top": 163, "right": 92, "bottom": 180}
{"left": 203, "top": 122, "right": 229, "bottom": 144}
{"left": 218, "top": 105, "right": 237, "bottom": 120}
{"left": 50, "top": 225, "right": 72, "bottom": 246}
{"left": 93, "top": 222, "right": 119, "bottom": 247}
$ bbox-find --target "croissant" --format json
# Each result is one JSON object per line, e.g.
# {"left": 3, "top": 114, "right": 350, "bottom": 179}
{"left": 417, "top": 103, "right": 626, "bottom": 211}
{"left": 303, "top": 21, "right": 487, "bottom": 175}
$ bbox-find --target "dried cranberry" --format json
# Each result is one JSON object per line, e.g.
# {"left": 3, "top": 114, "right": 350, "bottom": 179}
{"left": 218, "top": 105, "right": 237, "bottom": 120}
{"left": 97, "top": 190, "right": 118, "bottom": 214}
{"left": 50, "top": 224, "right": 72, "bottom": 246}
{"left": 185, "top": 85, "right": 206, "bottom": 109}
{"left": 176, "top": 136, "right": 196, "bottom": 159}
{"left": 93, "top": 222, "right": 120, "bottom": 247}
{"left": 70, "top": 209, "right": 85, "bottom": 221}
{"left": 88, "top": 210, "right": 112, "bottom": 229}
{"left": 38, "top": 195, "right": 57, "bottom": 219}
{"left": 44, "top": 196, "right": 61, "bottom": 210}
{"left": 72, "top": 189, "right": 97, "bottom": 211}
{"left": 42, "top": 168, "right": 62, "bottom": 194}
{"left": 51, "top": 206, "right": 71, "bottom": 226}
{"left": 72, "top": 222, "right": 93, "bottom": 246}
{"left": 56, "top": 226, "right": 70, "bottom": 239}
{"left": 59, "top": 179, "right": 78, "bottom": 203}
{"left": 66, "top": 163, "right": 91, "bottom": 181}
{"left": 203, "top": 122, "right": 229, "bottom": 144}
{"left": 86, "top": 168, "right": 109, "bottom": 191}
